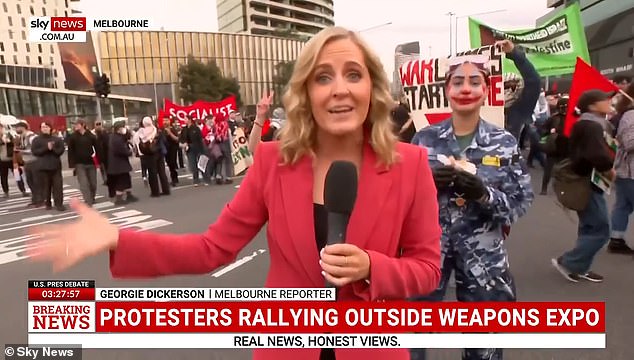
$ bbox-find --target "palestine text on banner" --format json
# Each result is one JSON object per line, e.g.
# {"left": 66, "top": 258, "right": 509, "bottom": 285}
{"left": 399, "top": 45, "right": 505, "bottom": 131}
{"left": 468, "top": 2, "right": 589, "bottom": 77}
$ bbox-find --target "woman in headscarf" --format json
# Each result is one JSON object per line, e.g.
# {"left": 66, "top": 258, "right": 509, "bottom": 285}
{"left": 135, "top": 116, "right": 170, "bottom": 197}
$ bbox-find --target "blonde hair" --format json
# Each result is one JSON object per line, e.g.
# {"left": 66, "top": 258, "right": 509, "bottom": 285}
{"left": 278, "top": 26, "right": 398, "bottom": 166}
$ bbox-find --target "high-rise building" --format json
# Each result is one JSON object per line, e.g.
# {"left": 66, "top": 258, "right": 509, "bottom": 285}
{"left": 391, "top": 42, "right": 420, "bottom": 99}
{"left": 217, "top": 0, "right": 335, "bottom": 38}
{"left": 0, "top": 0, "right": 79, "bottom": 88}
{"left": 97, "top": 31, "right": 305, "bottom": 108}
{"left": 0, "top": 0, "right": 153, "bottom": 127}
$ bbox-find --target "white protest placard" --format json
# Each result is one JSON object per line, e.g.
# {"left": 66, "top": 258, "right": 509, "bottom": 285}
{"left": 399, "top": 45, "right": 506, "bottom": 130}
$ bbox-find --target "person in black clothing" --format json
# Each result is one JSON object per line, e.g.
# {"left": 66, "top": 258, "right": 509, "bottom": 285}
{"left": 93, "top": 120, "right": 109, "bottom": 185}
{"left": 68, "top": 119, "right": 98, "bottom": 206}
{"left": 135, "top": 116, "right": 170, "bottom": 197}
{"left": 179, "top": 115, "right": 208, "bottom": 186}
{"left": 107, "top": 121, "right": 138, "bottom": 205}
{"left": 392, "top": 98, "right": 415, "bottom": 143}
{"left": 551, "top": 89, "right": 616, "bottom": 283}
{"left": 163, "top": 116, "right": 181, "bottom": 187}
{"left": 32, "top": 122, "right": 66, "bottom": 211}
{"left": 539, "top": 97, "right": 569, "bottom": 195}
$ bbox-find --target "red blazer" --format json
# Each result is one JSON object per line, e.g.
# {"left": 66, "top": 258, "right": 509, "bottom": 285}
{"left": 111, "top": 140, "right": 441, "bottom": 360}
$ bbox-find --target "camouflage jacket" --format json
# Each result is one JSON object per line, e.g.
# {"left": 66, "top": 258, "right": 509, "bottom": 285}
{"left": 411, "top": 119, "right": 534, "bottom": 286}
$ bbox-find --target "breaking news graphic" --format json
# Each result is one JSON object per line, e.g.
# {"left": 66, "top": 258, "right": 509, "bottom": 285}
{"left": 25, "top": 280, "right": 606, "bottom": 350}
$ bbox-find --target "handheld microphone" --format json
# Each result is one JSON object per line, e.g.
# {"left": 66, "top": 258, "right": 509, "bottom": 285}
{"left": 323, "top": 161, "right": 358, "bottom": 288}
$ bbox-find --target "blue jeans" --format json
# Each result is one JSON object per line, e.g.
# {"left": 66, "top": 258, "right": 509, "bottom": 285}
{"left": 561, "top": 190, "right": 609, "bottom": 274}
{"left": 610, "top": 177, "right": 634, "bottom": 239}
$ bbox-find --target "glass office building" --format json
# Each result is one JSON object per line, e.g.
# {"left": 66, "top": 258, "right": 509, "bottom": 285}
{"left": 97, "top": 31, "right": 305, "bottom": 109}
{"left": 0, "top": 83, "right": 152, "bottom": 128}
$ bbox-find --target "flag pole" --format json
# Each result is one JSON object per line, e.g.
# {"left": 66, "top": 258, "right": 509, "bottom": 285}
{"left": 618, "top": 89, "right": 634, "bottom": 103}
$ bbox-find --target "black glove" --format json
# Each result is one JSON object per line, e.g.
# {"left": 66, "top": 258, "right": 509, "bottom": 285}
{"left": 453, "top": 171, "right": 488, "bottom": 201}
{"left": 431, "top": 166, "right": 458, "bottom": 190}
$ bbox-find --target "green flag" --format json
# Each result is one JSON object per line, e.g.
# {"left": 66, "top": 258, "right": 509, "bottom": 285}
{"left": 468, "top": 2, "right": 590, "bottom": 77}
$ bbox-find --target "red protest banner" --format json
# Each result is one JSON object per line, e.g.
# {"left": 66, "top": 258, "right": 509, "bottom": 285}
{"left": 163, "top": 96, "right": 238, "bottom": 126}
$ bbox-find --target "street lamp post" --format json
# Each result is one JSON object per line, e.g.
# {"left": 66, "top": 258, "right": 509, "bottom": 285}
{"left": 446, "top": 12, "right": 455, "bottom": 56}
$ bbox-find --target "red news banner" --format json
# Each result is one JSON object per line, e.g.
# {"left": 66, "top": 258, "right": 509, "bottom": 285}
{"left": 26, "top": 280, "right": 606, "bottom": 349}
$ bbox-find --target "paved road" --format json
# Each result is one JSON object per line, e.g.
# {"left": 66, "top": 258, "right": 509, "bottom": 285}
{"left": 0, "top": 166, "right": 631, "bottom": 360}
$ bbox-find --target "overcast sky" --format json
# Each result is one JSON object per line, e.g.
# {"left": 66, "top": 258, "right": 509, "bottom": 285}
{"left": 77, "top": 0, "right": 552, "bottom": 77}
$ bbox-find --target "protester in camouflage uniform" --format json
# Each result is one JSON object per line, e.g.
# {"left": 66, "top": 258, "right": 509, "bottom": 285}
{"left": 410, "top": 40, "right": 534, "bottom": 360}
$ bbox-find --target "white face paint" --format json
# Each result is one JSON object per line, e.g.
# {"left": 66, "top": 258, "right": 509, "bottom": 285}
{"left": 446, "top": 63, "right": 488, "bottom": 114}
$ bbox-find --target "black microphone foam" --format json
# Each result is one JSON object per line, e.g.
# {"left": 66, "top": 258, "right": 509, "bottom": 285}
{"left": 324, "top": 161, "right": 358, "bottom": 215}
{"left": 323, "top": 161, "right": 358, "bottom": 290}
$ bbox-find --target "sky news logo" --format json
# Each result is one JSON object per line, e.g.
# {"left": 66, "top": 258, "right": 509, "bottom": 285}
{"left": 29, "top": 17, "right": 87, "bottom": 42}
{"left": 29, "top": 17, "right": 153, "bottom": 43}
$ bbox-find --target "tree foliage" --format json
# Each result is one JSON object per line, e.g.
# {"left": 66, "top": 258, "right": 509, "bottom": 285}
{"left": 178, "top": 55, "right": 242, "bottom": 107}
{"left": 272, "top": 60, "right": 295, "bottom": 103}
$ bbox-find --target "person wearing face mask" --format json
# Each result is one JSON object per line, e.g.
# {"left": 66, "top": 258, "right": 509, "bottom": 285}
{"left": 107, "top": 121, "right": 138, "bottom": 205}
{"left": 411, "top": 41, "right": 534, "bottom": 360}
{"left": 551, "top": 89, "right": 617, "bottom": 283}
{"left": 31, "top": 122, "right": 66, "bottom": 211}
{"left": 29, "top": 27, "right": 442, "bottom": 360}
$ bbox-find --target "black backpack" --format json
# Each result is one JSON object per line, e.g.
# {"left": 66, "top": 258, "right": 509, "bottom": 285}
{"left": 138, "top": 138, "right": 158, "bottom": 155}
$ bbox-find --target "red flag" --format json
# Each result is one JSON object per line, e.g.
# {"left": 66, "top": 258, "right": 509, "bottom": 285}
{"left": 563, "top": 58, "right": 620, "bottom": 137}
{"left": 157, "top": 109, "right": 166, "bottom": 129}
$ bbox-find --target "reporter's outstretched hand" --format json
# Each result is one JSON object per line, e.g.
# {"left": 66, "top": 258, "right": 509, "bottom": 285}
{"left": 28, "top": 198, "right": 119, "bottom": 272}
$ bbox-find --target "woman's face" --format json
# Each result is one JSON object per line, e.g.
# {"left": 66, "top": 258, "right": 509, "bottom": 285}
{"left": 41, "top": 123, "right": 51, "bottom": 134}
{"left": 446, "top": 63, "right": 488, "bottom": 114}
{"left": 307, "top": 38, "right": 372, "bottom": 137}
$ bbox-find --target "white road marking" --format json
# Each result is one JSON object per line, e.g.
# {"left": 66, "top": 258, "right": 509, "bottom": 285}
{"left": 21, "top": 214, "right": 54, "bottom": 222}
{"left": 0, "top": 206, "right": 125, "bottom": 233}
{"left": 211, "top": 249, "right": 267, "bottom": 278}
{"left": 0, "top": 205, "right": 173, "bottom": 266}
